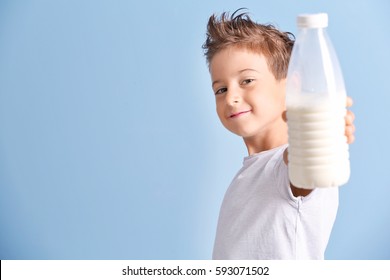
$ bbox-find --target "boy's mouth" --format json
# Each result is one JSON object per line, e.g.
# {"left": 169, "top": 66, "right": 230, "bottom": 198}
{"left": 229, "top": 110, "right": 252, "bottom": 118}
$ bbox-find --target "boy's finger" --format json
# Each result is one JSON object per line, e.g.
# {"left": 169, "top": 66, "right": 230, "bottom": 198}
{"left": 345, "top": 124, "right": 355, "bottom": 135}
{"left": 345, "top": 110, "right": 355, "bottom": 124}
{"left": 346, "top": 134, "right": 355, "bottom": 144}
{"left": 346, "top": 96, "right": 353, "bottom": 107}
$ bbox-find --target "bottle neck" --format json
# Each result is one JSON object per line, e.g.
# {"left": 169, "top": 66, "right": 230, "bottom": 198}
{"left": 297, "top": 27, "right": 328, "bottom": 42}
{"left": 298, "top": 27, "right": 326, "bottom": 34}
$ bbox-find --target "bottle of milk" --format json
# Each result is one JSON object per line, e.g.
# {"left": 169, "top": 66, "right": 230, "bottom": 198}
{"left": 286, "top": 13, "right": 350, "bottom": 189}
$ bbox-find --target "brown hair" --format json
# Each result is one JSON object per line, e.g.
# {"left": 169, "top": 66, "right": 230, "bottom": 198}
{"left": 202, "top": 9, "right": 295, "bottom": 80}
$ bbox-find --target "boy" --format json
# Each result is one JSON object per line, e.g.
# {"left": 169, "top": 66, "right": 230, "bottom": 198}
{"left": 202, "top": 10, "right": 355, "bottom": 259}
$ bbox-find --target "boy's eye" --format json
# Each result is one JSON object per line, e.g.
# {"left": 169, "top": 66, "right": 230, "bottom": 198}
{"left": 241, "top": 79, "right": 255, "bottom": 85}
{"left": 215, "top": 87, "right": 227, "bottom": 95}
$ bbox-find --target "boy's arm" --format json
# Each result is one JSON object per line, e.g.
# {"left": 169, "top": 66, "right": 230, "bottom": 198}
{"left": 284, "top": 96, "right": 356, "bottom": 197}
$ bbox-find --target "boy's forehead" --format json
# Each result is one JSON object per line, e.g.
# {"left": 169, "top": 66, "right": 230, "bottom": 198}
{"left": 210, "top": 47, "right": 268, "bottom": 78}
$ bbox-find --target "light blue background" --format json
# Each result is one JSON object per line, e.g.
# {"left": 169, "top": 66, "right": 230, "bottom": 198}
{"left": 0, "top": 0, "right": 389, "bottom": 259}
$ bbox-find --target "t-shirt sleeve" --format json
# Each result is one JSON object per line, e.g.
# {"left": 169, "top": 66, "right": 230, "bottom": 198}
{"left": 272, "top": 147, "right": 298, "bottom": 203}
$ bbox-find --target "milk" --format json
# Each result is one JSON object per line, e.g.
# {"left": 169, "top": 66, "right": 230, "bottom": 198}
{"left": 286, "top": 96, "right": 350, "bottom": 189}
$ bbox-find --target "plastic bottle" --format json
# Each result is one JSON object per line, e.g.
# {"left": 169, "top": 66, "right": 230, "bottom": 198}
{"left": 286, "top": 13, "right": 350, "bottom": 189}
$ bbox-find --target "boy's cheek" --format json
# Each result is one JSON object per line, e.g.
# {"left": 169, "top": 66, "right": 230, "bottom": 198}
{"left": 216, "top": 105, "right": 225, "bottom": 120}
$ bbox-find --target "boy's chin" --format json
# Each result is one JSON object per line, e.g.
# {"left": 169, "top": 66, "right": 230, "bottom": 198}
{"left": 222, "top": 123, "right": 261, "bottom": 138}
{"left": 228, "top": 129, "right": 257, "bottom": 138}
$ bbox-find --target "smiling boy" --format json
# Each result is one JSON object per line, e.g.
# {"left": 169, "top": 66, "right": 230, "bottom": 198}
{"left": 203, "top": 10, "right": 355, "bottom": 259}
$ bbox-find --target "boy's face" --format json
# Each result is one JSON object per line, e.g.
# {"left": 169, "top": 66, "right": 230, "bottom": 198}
{"left": 209, "top": 47, "right": 287, "bottom": 140}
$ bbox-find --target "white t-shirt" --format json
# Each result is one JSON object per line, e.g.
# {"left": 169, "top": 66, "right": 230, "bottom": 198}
{"left": 212, "top": 144, "right": 339, "bottom": 260}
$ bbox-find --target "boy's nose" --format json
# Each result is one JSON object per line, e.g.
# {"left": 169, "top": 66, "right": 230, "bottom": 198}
{"left": 226, "top": 90, "right": 241, "bottom": 105}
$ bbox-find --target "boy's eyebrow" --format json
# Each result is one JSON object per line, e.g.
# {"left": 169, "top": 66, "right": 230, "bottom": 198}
{"left": 212, "top": 80, "right": 221, "bottom": 88}
{"left": 212, "top": 68, "right": 259, "bottom": 87}
{"left": 239, "top": 68, "right": 259, "bottom": 74}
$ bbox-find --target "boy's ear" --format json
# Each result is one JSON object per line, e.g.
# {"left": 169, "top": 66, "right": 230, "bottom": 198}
{"left": 282, "top": 111, "right": 287, "bottom": 122}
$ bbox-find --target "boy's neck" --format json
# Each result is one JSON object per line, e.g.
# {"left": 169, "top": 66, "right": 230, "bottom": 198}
{"left": 243, "top": 123, "right": 288, "bottom": 155}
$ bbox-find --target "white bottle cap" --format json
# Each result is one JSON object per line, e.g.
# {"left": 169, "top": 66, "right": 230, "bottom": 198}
{"left": 297, "top": 13, "right": 328, "bottom": 28}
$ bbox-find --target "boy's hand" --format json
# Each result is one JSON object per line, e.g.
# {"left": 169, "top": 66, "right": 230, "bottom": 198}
{"left": 345, "top": 96, "right": 355, "bottom": 144}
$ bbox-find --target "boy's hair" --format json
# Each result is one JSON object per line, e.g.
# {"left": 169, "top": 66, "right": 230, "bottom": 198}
{"left": 202, "top": 9, "right": 295, "bottom": 80}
